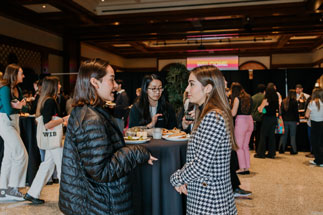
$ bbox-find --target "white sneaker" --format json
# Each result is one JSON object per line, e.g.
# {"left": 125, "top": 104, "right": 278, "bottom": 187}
{"left": 0, "top": 189, "right": 6, "bottom": 198}
{"left": 5, "top": 187, "right": 25, "bottom": 201}
{"left": 309, "top": 160, "right": 323, "bottom": 167}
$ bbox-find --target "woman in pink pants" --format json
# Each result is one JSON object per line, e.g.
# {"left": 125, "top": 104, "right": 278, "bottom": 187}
{"left": 231, "top": 82, "right": 254, "bottom": 174}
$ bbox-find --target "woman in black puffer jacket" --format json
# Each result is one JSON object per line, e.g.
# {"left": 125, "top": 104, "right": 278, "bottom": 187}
{"left": 59, "top": 59, "right": 157, "bottom": 215}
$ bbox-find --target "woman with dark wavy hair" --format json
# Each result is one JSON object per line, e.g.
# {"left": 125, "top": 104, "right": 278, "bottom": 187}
{"left": 279, "top": 89, "right": 299, "bottom": 154}
{"left": 128, "top": 74, "right": 177, "bottom": 129}
{"left": 254, "top": 83, "right": 279, "bottom": 159}
{"left": 230, "top": 82, "right": 253, "bottom": 174}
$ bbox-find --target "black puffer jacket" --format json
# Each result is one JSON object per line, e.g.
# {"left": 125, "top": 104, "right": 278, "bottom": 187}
{"left": 59, "top": 105, "right": 150, "bottom": 215}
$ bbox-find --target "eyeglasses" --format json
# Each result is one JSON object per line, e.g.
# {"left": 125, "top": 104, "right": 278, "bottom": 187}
{"left": 148, "top": 87, "right": 164, "bottom": 93}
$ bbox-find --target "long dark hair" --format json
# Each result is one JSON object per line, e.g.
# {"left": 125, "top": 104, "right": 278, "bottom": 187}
{"left": 73, "top": 59, "right": 110, "bottom": 107}
{"left": 36, "top": 76, "right": 59, "bottom": 117}
{"left": 283, "top": 89, "right": 296, "bottom": 111}
{"left": 191, "top": 65, "right": 237, "bottom": 150}
{"left": 137, "top": 74, "right": 169, "bottom": 126}
{"left": 265, "top": 83, "right": 279, "bottom": 108}
{"left": 230, "top": 82, "right": 251, "bottom": 114}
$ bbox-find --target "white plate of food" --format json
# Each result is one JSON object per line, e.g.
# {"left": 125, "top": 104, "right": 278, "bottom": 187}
{"left": 124, "top": 137, "right": 151, "bottom": 144}
{"left": 162, "top": 131, "right": 190, "bottom": 141}
{"left": 162, "top": 135, "right": 189, "bottom": 141}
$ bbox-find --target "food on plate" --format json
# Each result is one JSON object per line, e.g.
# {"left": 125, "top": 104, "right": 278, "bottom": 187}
{"left": 124, "top": 136, "right": 146, "bottom": 141}
{"left": 106, "top": 101, "right": 116, "bottom": 106}
{"left": 167, "top": 131, "right": 186, "bottom": 138}
{"left": 162, "top": 127, "right": 182, "bottom": 135}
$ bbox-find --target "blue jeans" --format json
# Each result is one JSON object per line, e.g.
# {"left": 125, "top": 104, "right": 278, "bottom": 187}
{"left": 279, "top": 121, "right": 297, "bottom": 153}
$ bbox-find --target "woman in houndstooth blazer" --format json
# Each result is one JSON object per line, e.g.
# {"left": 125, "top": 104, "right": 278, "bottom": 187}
{"left": 170, "top": 65, "right": 238, "bottom": 215}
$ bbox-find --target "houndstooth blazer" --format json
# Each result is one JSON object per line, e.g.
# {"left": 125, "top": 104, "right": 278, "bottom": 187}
{"left": 170, "top": 111, "right": 237, "bottom": 215}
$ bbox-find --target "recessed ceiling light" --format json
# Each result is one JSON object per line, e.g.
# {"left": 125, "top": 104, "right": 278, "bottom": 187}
{"left": 42, "top": 5, "right": 46, "bottom": 8}
{"left": 101, "top": 0, "right": 105, "bottom": 2}
{"left": 113, "top": 22, "right": 120, "bottom": 26}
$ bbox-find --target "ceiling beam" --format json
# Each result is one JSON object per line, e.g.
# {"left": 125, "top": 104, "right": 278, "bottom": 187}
{"left": 129, "top": 42, "right": 149, "bottom": 53}
{"left": 277, "top": 34, "right": 292, "bottom": 48}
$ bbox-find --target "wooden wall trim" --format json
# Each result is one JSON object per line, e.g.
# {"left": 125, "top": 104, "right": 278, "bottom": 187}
{"left": 0, "top": 34, "right": 63, "bottom": 56}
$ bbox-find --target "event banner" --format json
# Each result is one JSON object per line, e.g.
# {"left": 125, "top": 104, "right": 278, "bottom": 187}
{"left": 187, "top": 56, "right": 238, "bottom": 70}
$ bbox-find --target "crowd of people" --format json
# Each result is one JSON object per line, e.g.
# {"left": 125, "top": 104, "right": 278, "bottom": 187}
{"left": 0, "top": 59, "right": 322, "bottom": 215}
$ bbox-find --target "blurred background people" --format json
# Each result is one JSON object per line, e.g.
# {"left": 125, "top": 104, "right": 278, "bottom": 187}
{"left": 279, "top": 89, "right": 299, "bottom": 154}
{"left": 230, "top": 82, "right": 253, "bottom": 174}
{"left": 254, "top": 83, "right": 279, "bottom": 159}
{"left": 112, "top": 79, "right": 130, "bottom": 132}
{"left": 305, "top": 88, "right": 323, "bottom": 167}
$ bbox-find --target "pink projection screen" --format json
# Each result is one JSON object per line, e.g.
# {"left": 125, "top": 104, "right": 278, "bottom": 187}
{"left": 187, "top": 56, "right": 239, "bottom": 70}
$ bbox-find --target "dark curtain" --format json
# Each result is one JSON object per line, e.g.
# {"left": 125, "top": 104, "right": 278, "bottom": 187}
{"left": 287, "top": 68, "right": 323, "bottom": 96}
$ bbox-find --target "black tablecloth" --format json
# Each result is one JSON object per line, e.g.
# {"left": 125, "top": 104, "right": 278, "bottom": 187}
{"left": 0, "top": 116, "right": 41, "bottom": 185}
{"left": 131, "top": 139, "right": 187, "bottom": 215}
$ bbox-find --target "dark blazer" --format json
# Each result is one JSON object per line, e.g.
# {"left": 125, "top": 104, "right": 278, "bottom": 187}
{"left": 128, "top": 102, "right": 177, "bottom": 129}
{"left": 59, "top": 105, "right": 150, "bottom": 215}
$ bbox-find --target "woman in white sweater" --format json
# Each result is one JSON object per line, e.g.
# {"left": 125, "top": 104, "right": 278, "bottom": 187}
{"left": 305, "top": 88, "right": 323, "bottom": 167}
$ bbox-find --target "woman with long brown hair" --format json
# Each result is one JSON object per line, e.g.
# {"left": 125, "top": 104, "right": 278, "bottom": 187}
{"left": 24, "top": 76, "right": 69, "bottom": 204}
{"left": 59, "top": 59, "right": 157, "bottom": 215}
{"left": 279, "top": 89, "right": 299, "bottom": 154}
{"left": 230, "top": 82, "right": 253, "bottom": 174}
{"left": 0, "top": 64, "right": 28, "bottom": 201}
{"left": 170, "top": 65, "right": 237, "bottom": 214}
{"left": 305, "top": 88, "right": 323, "bottom": 166}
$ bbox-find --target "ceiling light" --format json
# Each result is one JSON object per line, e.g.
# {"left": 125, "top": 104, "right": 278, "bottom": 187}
{"left": 113, "top": 22, "right": 120, "bottom": 26}
{"left": 42, "top": 5, "right": 46, "bottom": 8}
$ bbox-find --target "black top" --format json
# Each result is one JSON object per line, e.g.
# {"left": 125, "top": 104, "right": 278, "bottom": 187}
{"left": 41, "top": 98, "right": 60, "bottom": 124}
{"left": 129, "top": 102, "right": 177, "bottom": 129}
{"left": 237, "top": 97, "right": 253, "bottom": 115}
{"left": 282, "top": 100, "right": 299, "bottom": 122}
{"left": 264, "top": 96, "right": 279, "bottom": 117}
{"left": 113, "top": 90, "right": 129, "bottom": 119}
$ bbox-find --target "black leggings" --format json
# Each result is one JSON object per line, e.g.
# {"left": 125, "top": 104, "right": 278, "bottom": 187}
{"left": 311, "top": 120, "right": 323, "bottom": 165}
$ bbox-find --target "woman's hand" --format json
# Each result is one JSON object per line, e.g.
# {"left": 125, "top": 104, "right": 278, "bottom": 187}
{"left": 182, "top": 110, "right": 195, "bottom": 129}
{"left": 258, "top": 99, "right": 268, "bottom": 113}
{"left": 11, "top": 100, "right": 23, "bottom": 109}
{"left": 175, "top": 184, "right": 187, "bottom": 195}
{"left": 62, "top": 115, "right": 70, "bottom": 126}
{"left": 150, "top": 113, "right": 163, "bottom": 127}
{"left": 20, "top": 99, "right": 27, "bottom": 106}
{"left": 148, "top": 154, "right": 158, "bottom": 165}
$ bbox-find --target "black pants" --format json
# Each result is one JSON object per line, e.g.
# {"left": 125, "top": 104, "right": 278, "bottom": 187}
{"left": 230, "top": 150, "right": 240, "bottom": 190}
{"left": 249, "top": 121, "right": 262, "bottom": 151}
{"left": 311, "top": 120, "right": 323, "bottom": 165}
{"left": 257, "top": 116, "right": 277, "bottom": 157}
